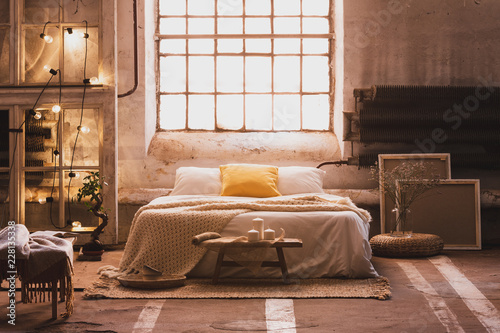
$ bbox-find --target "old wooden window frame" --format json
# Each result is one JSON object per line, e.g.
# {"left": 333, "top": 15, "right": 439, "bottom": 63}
{"left": 156, "top": 0, "right": 334, "bottom": 132}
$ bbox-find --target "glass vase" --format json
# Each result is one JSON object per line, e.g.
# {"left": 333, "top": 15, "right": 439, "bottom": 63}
{"left": 390, "top": 206, "right": 413, "bottom": 238}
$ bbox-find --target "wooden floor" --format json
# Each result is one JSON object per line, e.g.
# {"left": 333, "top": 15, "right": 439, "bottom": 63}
{"left": 1, "top": 246, "right": 500, "bottom": 332}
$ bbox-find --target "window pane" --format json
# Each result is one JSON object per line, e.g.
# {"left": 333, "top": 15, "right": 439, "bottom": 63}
{"left": 24, "top": 0, "right": 59, "bottom": 23}
{"left": 246, "top": 57, "right": 271, "bottom": 93}
{"left": 303, "top": 18, "right": 329, "bottom": 34}
{"left": 160, "top": 39, "right": 186, "bottom": 54}
{"left": 0, "top": 28, "right": 8, "bottom": 83}
{"left": 274, "top": 95, "right": 300, "bottom": 130}
{"left": 160, "top": 56, "right": 186, "bottom": 92}
{"left": 160, "top": 0, "right": 186, "bottom": 15}
{"left": 303, "top": 38, "right": 329, "bottom": 54}
{"left": 245, "top": 18, "right": 270, "bottom": 34}
{"left": 64, "top": 27, "right": 99, "bottom": 82}
{"left": 274, "top": 39, "right": 300, "bottom": 54}
{"left": 160, "top": 18, "right": 186, "bottom": 34}
{"left": 274, "top": 18, "right": 300, "bottom": 34}
{"left": 303, "top": 0, "right": 330, "bottom": 16}
{"left": 245, "top": 0, "right": 271, "bottom": 15}
{"left": 303, "top": 94, "right": 329, "bottom": 130}
{"left": 160, "top": 95, "right": 186, "bottom": 130}
{"left": 188, "top": 95, "right": 215, "bottom": 130}
{"left": 189, "top": 39, "right": 214, "bottom": 54}
{"left": 274, "top": 56, "right": 300, "bottom": 92}
{"left": 274, "top": 0, "right": 300, "bottom": 15}
{"left": 303, "top": 56, "right": 329, "bottom": 92}
{"left": 24, "top": 109, "right": 58, "bottom": 166}
{"left": 188, "top": 18, "right": 214, "bottom": 34}
{"left": 217, "top": 56, "right": 243, "bottom": 92}
{"left": 217, "top": 39, "right": 243, "bottom": 53}
{"left": 246, "top": 95, "right": 272, "bottom": 130}
{"left": 217, "top": 0, "right": 243, "bottom": 16}
{"left": 63, "top": 108, "right": 100, "bottom": 166}
{"left": 217, "top": 95, "right": 243, "bottom": 130}
{"left": 0, "top": 0, "right": 8, "bottom": 23}
{"left": 63, "top": 0, "right": 99, "bottom": 24}
{"left": 188, "top": 0, "right": 214, "bottom": 15}
{"left": 188, "top": 56, "right": 214, "bottom": 92}
{"left": 24, "top": 27, "right": 59, "bottom": 83}
{"left": 245, "top": 39, "right": 271, "bottom": 53}
{"left": 218, "top": 18, "right": 242, "bottom": 34}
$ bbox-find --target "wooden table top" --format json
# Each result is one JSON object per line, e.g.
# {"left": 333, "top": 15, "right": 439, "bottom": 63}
{"left": 199, "top": 237, "right": 303, "bottom": 248}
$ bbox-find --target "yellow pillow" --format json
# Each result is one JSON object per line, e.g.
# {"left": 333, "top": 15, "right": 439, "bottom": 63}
{"left": 220, "top": 164, "right": 281, "bottom": 197}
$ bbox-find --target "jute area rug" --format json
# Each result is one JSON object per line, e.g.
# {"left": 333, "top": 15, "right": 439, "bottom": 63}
{"left": 83, "top": 276, "right": 391, "bottom": 300}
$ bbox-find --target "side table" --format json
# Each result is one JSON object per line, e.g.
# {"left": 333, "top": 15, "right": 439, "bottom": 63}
{"left": 199, "top": 237, "right": 303, "bottom": 284}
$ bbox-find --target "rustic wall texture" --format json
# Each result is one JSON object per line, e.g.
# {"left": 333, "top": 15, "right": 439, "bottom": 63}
{"left": 78, "top": 0, "right": 500, "bottom": 243}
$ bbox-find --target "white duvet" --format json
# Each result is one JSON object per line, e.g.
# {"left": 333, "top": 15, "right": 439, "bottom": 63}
{"left": 159, "top": 194, "right": 378, "bottom": 279}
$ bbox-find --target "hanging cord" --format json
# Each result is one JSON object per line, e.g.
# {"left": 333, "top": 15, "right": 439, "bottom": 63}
{"left": 49, "top": 70, "right": 64, "bottom": 229}
{"left": 1, "top": 71, "right": 58, "bottom": 228}
{"left": 67, "top": 20, "right": 89, "bottom": 225}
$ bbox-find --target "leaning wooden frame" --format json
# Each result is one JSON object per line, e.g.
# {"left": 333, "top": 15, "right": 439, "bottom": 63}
{"left": 396, "top": 179, "right": 481, "bottom": 250}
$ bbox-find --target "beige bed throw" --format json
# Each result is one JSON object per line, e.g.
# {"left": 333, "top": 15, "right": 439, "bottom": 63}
{"left": 120, "top": 195, "right": 371, "bottom": 275}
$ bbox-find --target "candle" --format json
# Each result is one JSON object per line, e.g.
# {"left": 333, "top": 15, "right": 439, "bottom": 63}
{"left": 248, "top": 229, "right": 259, "bottom": 242}
{"left": 264, "top": 227, "right": 275, "bottom": 240}
{"left": 252, "top": 218, "right": 264, "bottom": 240}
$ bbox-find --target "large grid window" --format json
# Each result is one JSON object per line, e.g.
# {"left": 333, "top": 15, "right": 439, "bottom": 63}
{"left": 157, "top": 0, "right": 333, "bottom": 131}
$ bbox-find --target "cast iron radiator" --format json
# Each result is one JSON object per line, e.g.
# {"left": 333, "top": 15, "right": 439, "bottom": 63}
{"left": 345, "top": 85, "right": 500, "bottom": 169}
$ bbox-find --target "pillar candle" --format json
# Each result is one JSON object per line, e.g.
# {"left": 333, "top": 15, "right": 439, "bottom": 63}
{"left": 264, "top": 227, "right": 275, "bottom": 240}
{"left": 248, "top": 229, "right": 259, "bottom": 242}
{"left": 252, "top": 218, "right": 264, "bottom": 240}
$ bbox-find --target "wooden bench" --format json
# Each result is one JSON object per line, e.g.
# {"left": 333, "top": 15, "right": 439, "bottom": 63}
{"left": 200, "top": 238, "right": 303, "bottom": 284}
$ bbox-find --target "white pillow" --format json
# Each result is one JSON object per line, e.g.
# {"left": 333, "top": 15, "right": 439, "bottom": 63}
{"left": 277, "top": 166, "right": 326, "bottom": 195}
{"left": 170, "top": 167, "right": 221, "bottom": 196}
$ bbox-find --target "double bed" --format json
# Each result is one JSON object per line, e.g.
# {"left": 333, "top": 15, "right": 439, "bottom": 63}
{"left": 119, "top": 165, "right": 378, "bottom": 279}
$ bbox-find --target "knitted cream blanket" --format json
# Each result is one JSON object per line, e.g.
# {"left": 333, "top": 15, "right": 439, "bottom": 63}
{"left": 119, "top": 195, "right": 371, "bottom": 275}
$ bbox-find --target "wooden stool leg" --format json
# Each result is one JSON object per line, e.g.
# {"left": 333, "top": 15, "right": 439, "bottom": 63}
{"left": 213, "top": 249, "right": 225, "bottom": 284}
{"left": 276, "top": 248, "right": 290, "bottom": 284}
{"left": 51, "top": 280, "right": 58, "bottom": 319}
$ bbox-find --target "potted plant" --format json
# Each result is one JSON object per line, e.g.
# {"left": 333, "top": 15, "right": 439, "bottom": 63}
{"left": 370, "top": 160, "right": 440, "bottom": 237}
{"left": 76, "top": 171, "right": 108, "bottom": 255}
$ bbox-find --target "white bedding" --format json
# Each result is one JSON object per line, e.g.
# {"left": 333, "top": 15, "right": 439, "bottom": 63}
{"left": 159, "top": 194, "right": 378, "bottom": 279}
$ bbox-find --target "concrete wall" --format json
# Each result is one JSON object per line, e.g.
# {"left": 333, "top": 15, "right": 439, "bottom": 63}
{"left": 113, "top": 0, "right": 500, "bottom": 243}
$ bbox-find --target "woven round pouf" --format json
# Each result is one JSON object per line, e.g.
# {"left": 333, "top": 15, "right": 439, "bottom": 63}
{"left": 370, "top": 233, "right": 444, "bottom": 258}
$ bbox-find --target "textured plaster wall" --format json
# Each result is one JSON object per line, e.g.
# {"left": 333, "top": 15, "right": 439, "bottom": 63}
{"left": 343, "top": 0, "right": 500, "bottom": 190}
{"left": 116, "top": 0, "right": 346, "bottom": 191}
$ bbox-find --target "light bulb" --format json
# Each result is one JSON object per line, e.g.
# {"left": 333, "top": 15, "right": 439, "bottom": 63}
{"left": 38, "top": 197, "right": 47, "bottom": 204}
{"left": 43, "top": 34, "right": 53, "bottom": 43}
{"left": 72, "top": 221, "right": 82, "bottom": 228}
{"left": 52, "top": 104, "right": 61, "bottom": 113}
{"left": 34, "top": 111, "right": 42, "bottom": 120}
{"left": 80, "top": 32, "right": 89, "bottom": 38}
{"left": 43, "top": 65, "right": 51, "bottom": 72}
{"left": 89, "top": 77, "right": 99, "bottom": 84}
{"left": 78, "top": 125, "right": 90, "bottom": 134}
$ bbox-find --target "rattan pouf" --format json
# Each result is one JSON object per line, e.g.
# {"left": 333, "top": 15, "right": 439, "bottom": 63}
{"left": 370, "top": 233, "right": 444, "bottom": 258}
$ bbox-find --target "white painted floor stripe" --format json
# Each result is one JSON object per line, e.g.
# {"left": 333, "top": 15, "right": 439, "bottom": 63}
{"left": 265, "top": 299, "right": 297, "bottom": 332}
{"left": 132, "top": 300, "right": 165, "bottom": 333}
{"left": 398, "top": 261, "right": 465, "bottom": 333}
{"left": 429, "top": 255, "right": 500, "bottom": 333}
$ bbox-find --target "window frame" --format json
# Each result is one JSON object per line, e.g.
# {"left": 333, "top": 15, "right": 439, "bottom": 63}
{"left": 156, "top": 0, "right": 335, "bottom": 132}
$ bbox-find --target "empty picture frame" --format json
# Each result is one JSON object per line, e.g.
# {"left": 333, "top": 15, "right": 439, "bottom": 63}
{"left": 398, "top": 179, "right": 481, "bottom": 250}
{"left": 378, "top": 153, "right": 451, "bottom": 233}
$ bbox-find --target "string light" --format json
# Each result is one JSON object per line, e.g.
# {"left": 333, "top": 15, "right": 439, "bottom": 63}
{"left": 90, "top": 77, "right": 99, "bottom": 84}
{"left": 77, "top": 125, "right": 90, "bottom": 134}
{"left": 40, "top": 21, "right": 53, "bottom": 43}
{"left": 43, "top": 65, "right": 58, "bottom": 75}
{"left": 33, "top": 111, "right": 42, "bottom": 120}
{"left": 52, "top": 104, "right": 61, "bottom": 113}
